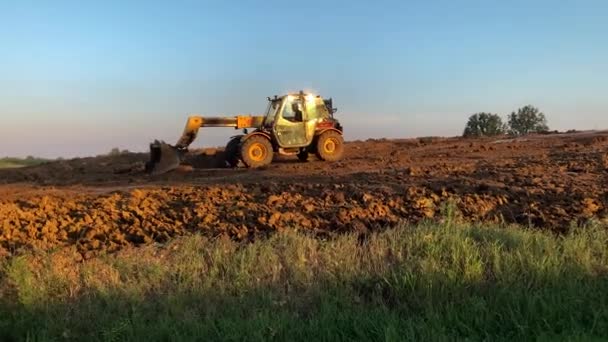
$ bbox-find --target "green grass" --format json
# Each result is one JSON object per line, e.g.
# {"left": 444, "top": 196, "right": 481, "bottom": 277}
{"left": 0, "top": 161, "right": 22, "bottom": 168}
{"left": 1, "top": 221, "right": 608, "bottom": 341}
{"left": 0, "top": 157, "right": 49, "bottom": 169}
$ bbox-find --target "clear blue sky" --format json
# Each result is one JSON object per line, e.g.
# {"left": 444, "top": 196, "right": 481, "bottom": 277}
{"left": 1, "top": 0, "right": 607, "bottom": 158}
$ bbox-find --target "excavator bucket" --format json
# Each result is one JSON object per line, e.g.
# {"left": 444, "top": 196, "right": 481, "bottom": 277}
{"left": 145, "top": 140, "right": 183, "bottom": 175}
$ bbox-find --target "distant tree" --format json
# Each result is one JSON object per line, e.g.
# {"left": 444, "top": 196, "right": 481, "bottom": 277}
{"left": 508, "top": 105, "right": 549, "bottom": 136}
{"left": 109, "top": 148, "right": 121, "bottom": 156}
{"left": 463, "top": 112, "right": 506, "bottom": 137}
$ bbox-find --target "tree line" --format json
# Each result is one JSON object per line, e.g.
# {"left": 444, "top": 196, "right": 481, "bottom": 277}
{"left": 463, "top": 105, "right": 549, "bottom": 137}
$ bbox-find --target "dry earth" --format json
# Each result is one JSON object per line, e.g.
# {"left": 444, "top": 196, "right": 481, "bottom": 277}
{"left": 1, "top": 131, "right": 607, "bottom": 258}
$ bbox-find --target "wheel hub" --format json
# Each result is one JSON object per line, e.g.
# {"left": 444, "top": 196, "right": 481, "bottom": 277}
{"left": 324, "top": 139, "right": 336, "bottom": 153}
{"left": 249, "top": 143, "right": 266, "bottom": 161}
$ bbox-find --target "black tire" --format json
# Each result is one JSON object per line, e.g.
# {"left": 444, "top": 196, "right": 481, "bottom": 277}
{"left": 240, "top": 135, "right": 273, "bottom": 168}
{"left": 145, "top": 161, "right": 154, "bottom": 173}
{"left": 224, "top": 137, "right": 241, "bottom": 167}
{"left": 315, "top": 130, "right": 344, "bottom": 162}
{"left": 297, "top": 150, "right": 309, "bottom": 162}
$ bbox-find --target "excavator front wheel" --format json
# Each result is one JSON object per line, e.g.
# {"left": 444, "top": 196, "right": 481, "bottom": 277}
{"left": 315, "top": 131, "right": 344, "bottom": 162}
{"left": 241, "top": 136, "right": 273, "bottom": 168}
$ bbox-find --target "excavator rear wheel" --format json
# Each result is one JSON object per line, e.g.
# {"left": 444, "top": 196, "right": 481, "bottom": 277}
{"left": 241, "top": 135, "right": 273, "bottom": 168}
{"left": 224, "top": 136, "right": 242, "bottom": 167}
{"left": 315, "top": 131, "right": 344, "bottom": 162}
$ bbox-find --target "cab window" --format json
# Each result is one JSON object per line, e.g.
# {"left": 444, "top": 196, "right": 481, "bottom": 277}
{"left": 282, "top": 97, "right": 304, "bottom": 122}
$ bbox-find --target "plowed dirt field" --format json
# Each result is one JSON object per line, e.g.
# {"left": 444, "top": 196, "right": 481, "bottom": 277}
{"left": 1, "top": 131, "right": 607, "bottom": 257}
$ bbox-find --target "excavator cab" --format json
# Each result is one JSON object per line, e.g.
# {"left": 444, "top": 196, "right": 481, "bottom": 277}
{"left": 264, "top": 92, "right": 335, "bottom": 148}
{"left": 273, "top": 95, "right": 308, "bottom": 146}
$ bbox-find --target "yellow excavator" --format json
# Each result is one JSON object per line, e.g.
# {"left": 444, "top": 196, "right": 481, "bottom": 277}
{"left": 146, "top": 91, "right": 344, "bottom": 175}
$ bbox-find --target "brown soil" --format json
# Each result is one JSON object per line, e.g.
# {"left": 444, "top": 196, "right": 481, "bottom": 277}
{"left": 1, "top": 131, "right": 607, "bottom": 258}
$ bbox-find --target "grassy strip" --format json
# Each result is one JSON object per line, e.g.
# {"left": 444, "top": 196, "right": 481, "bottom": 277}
{"left": 1, "top": 221, "right": 608, "bottom": 341}
{"left": 0, "top": 157, "right": 49, "bottom": 169}
{"left": 0, "top": 161, "right": 23, "bottom": 169}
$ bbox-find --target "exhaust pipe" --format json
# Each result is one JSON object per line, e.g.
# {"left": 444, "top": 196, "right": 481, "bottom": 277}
{"left": 145, "top": 140, "right": 184, "bottom": 175}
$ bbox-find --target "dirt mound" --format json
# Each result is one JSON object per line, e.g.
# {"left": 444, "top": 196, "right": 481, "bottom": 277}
{"left": 0, "top": 148, "right": 231, "bottom": 186}
{"left": 0, "top": 153, "right": 149, "bottom": 185}
{"left": 1, "top": 131, "right": 607, "bottom": 258}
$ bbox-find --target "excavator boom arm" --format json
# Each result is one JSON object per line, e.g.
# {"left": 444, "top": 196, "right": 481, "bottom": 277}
{"left": 146, "top": 115, "right": 264, "bottom": 175}
{"left": 175, "top": 115, "right": 265, "bottom": 149}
